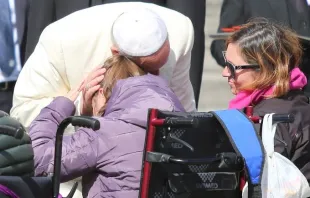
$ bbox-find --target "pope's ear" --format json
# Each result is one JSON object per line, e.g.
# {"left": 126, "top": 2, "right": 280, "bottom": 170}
{"left": 110, "top": 46, "right": 119, "bottom": 55}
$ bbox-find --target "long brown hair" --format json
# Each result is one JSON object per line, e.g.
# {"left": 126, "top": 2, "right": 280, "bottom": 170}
{"left": 226, "top": 18, "right": 303, "bottom": 98}
{"left": 97, "top": 55, "right": 146, "bottom": 115}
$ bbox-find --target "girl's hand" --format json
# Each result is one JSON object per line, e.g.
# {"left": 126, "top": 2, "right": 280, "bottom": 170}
{"left": 65, "top": 80, "right": 85, "bottom": 102}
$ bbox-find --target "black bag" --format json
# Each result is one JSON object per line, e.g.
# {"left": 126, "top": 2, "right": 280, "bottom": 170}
{"left": 0, "top": 111, "right": 99, "bottom": 198}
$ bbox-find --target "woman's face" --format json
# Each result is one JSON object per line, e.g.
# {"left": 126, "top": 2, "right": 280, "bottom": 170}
{"left": 222, "top": 43, "right": 258, "bottom": 95}
{"left": 92, "top": 88, "right": 107, "bottom": 116}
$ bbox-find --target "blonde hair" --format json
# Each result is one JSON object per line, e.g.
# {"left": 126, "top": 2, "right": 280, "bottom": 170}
{"left": 97, "top": 55, "right": 146, "bottom": 115}
{"left": 226, "top": 18, "right": 303, "bottom": 98}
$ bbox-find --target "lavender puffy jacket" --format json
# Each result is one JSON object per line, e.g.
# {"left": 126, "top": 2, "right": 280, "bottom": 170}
{"left": 28, "top": 74, "right": 184, "bottom": 198}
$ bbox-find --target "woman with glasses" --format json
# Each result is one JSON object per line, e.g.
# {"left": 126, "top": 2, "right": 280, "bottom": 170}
{"left": 222, "top": 18, "right": 310, "bottom": 182}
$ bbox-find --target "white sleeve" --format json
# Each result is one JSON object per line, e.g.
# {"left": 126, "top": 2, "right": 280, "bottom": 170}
{"left": 170, "top": 17, "right": 196, "bottom": 112}
{"left": 10, "top": 26, "right": 70, "bottom": 129}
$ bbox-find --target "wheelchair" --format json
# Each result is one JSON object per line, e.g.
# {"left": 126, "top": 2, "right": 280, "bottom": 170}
{"left": 0, "top": 112, "right": 100, "bottom": 198}
{"left": 0, "top": 107, "right": 293, "bottom": 198}
{"left": 139, "top": 106, "right": 294, "bottom": 198}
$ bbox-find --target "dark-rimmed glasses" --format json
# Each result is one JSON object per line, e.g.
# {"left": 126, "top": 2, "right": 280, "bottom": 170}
{"left": 222, "top": 51, "right": 260, "bottom": 78}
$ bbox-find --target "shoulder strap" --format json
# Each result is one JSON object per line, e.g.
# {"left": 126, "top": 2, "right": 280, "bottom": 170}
{"left": 210, "top": 109, "right": 265, "bottom": 198}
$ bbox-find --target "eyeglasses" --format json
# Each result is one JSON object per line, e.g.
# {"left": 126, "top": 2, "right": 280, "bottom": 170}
{"left": 222, "top": 51, "right": 260, "bottom": 78}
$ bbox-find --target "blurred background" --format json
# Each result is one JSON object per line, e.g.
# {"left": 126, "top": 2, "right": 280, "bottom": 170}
{"left": 198, "top": 0, "right": 233, "bottom": 112}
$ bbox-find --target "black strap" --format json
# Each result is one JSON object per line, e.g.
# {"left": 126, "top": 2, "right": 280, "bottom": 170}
{"left": 248, "top": 184, "right": 262, "bottom": 198}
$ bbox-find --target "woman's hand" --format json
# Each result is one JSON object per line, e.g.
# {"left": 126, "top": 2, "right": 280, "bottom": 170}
{"left": 65, "top": 80, "right": 85, "bottom": 102}
{"left": 81, "top": 67, "right": 106, "bottom": 116}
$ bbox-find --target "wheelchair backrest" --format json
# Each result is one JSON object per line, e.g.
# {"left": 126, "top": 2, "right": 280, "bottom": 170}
{"left": 139, "top": 109, "right": 245, "bottom": 198}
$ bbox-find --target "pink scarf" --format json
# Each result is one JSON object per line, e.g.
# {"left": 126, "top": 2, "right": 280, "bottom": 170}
{"left": 228, "top": 68, "right": 308, "bottom": 109}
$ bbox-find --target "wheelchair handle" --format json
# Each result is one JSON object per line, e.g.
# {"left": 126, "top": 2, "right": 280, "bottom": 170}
{"left": 152, "top": 117, "right": 198, "bottom": 128}
{"left": 245, "top": 106, "right": 294, "bottom": 124}
{"left": 52, "top": 116, "right": 100, "bottom": 198}
{"left": 272, "top": 114, "right": 294, "bottom": 124}
{"left": 70, "top": 116, "right": 101, "bottom": 129}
